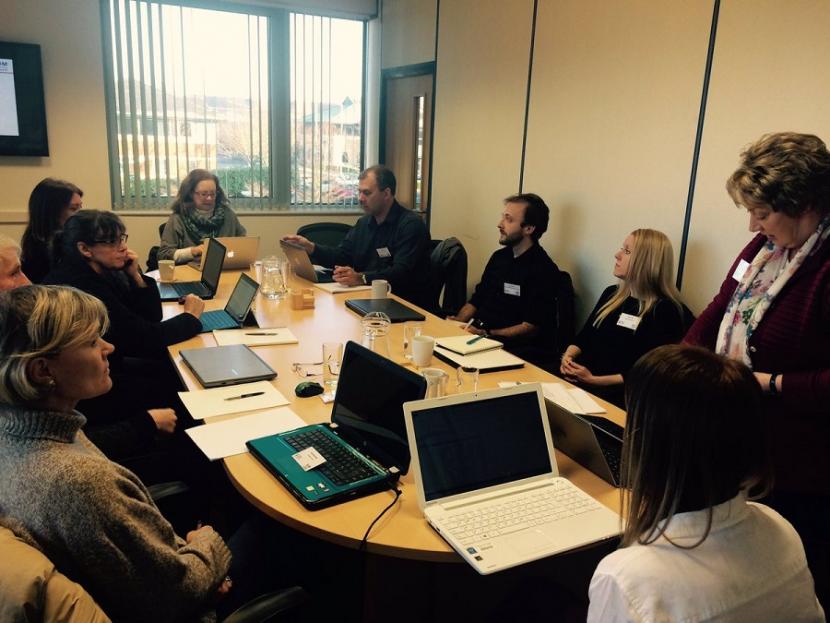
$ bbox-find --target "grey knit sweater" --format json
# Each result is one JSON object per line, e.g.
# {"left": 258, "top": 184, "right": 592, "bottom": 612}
{"left": 0, "top": 403, "right": 231, "bottom": 622}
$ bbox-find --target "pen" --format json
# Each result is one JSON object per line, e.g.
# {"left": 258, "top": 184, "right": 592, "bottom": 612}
{"left": 224, "top": 391, "right": 265, "bottom": 401}
{"left": 245, "top": 332, "right": 278, "bottom": 336}
{"left": 463, "top": 318, "right": 474, "bottom": 330}
{"left": 466, "top": 334, "right": 485, "bottom": 345}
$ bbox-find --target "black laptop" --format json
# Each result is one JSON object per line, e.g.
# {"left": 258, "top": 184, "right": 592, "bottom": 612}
{"left": 246, "top": 340, "right": 428, "bottom": 509}
{"left": 544, "top": 400, "right": 624, "bottom": 486}
{"left": 157, "top": 237, "right": 225, "bottom": 301}
{"left": 345, "top": 298, "right": 426, "bottom": 323}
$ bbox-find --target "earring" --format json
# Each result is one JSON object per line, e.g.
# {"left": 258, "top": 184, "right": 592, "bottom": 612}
{"left": 45, "top": 378, "right": 57, "bottom": 391}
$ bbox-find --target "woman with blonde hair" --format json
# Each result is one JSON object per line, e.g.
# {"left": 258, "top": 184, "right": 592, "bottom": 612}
{"left": 560, "top": 228, "right": 693, "bottom": 407}
{"left": 588, "top": 344, "right": 824, "bottom": 621}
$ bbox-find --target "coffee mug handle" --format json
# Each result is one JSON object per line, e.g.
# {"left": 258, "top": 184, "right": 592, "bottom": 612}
{"left": 386, "top": 282, "right": 392, "bottom": 294}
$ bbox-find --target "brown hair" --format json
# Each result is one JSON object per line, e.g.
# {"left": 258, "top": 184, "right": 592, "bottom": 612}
{"left": 726, "top": 132, "right": 830, "bottom": 217}
{"left": 619, "top": 344, "right": 771, "bottom": 548}
{"left": 503, "top": 193, "right": 549, "bottom": 241}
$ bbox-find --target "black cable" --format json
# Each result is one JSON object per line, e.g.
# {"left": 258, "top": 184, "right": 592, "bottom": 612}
{"left": 358, "top": 486, "right": 402, "bottom": 553}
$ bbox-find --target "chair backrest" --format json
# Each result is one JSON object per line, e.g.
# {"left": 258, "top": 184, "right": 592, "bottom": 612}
{"left": 145, "top": 222, "right": 167, "bottom": 272}
{"left": 553, "top": 270, "right": 576, "bottom": 358}
{"left": 297, "top": 222, "right": 351, "bottom": 248}
{"left": 429, "top": 237, "right": 468, "bottom": 317}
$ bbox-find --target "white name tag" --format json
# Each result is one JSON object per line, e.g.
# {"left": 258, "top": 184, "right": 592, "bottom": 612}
{"left": 732, "top": 259, "right": 750, "bottom": 282}
{"left": 376, "top": 247, "right": 392, "bottom": 258}
{"left": 503, "top": 282, "right": 521, "bottom": 296}
{"left": 292, "top": 447, "right": 326, "bottom": 471}
{"left": 617, "top": 313, "right": 641, "bottom": 330}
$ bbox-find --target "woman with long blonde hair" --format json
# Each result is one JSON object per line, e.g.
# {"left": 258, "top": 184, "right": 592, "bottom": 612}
{"left": 560, "top": 228, "right": 692, "bottom": 407}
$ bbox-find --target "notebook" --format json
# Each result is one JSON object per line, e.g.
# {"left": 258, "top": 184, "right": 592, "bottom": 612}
{"left": 157, "top": 237, "right": 225, "bottom": 301}
{"left": 199, "top": 273, "right": 259, "bottom": 333}
{"left": 433, "top": 345, "right": 524, "bottom": 373}
{"left": 403, "top": 384, "right": 621, "bottom": 574}
{"left": 179, "top": 344, "right": 277, "bottom": 388}
{"left": 279, "top": 239, "right": 334, "bottom": 283}
{"left": 246, "top": 340, "right": 428, "bottom": 510}
{"left": 435, "top": 335, "right": 504, "bottom": 356}
{"left": 545, "top": 399, "right": 624, "bottom": 487}
{"left": 345, "top": 298, "right": 426, "bottom": 323}
{"left": 191, "top": 236, "right": 259, "bottom": 270}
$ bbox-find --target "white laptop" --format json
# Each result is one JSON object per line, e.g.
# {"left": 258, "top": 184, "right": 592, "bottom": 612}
{"left": 403, "top": 383, "right": 621, "bottom": 574}
{"left": 192, "top": 236, "right": 259, "bottom": 270}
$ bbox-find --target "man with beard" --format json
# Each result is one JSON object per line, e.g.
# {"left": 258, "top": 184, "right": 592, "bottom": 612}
{"left": 448, "top": 194, "right": 572, "bottom": 368}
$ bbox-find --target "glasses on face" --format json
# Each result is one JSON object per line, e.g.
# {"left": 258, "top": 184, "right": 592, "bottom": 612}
{"left": 193, "top": 191, "right": 217, "bottom": 199}
{"left": 93, "top": 234, "right": 128, "bottom": 246}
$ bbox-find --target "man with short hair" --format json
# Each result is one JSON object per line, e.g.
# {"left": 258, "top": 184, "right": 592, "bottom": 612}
{"left": 283, "top": 165, "right": 432, "bottom": 308}
{"left": 449, "top": 194, "right": 573, "bottom": 368}
{"left": 0, "top": 235, "right": 32, "bottom": 290}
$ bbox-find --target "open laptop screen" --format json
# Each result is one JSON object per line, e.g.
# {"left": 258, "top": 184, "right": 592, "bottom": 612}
{"left": 331, "top": 341, "right": 426, "bottom": 472}
{"left": 201, "top": 238, "right": 225, "bottom": 291}
{"left": 412, "top": 391, "right": 552, "bottom": 502}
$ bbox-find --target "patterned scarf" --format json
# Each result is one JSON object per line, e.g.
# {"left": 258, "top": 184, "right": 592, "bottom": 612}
{"left": 181, "top": 203, "right": 227, "bottom": 244}
{"left": 715, "top": 217, "right": 830, "bottom": 366}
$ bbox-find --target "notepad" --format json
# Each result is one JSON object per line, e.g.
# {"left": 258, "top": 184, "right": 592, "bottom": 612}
{"left": 212, "top": 327, "right": 299, "bottom": 347}
{"left": 186, "top": 407, "right": 306, "bottom": 460}
{"left": 542, "top": 382, "right": 606, "bottom": 415}
{"left": 434, "top": 345, "right": 525, "bottom": 373}
{"left": 177, "top": 380, "right": 290, "bottom": 420}
{"left": 435, "top": 335, "right": 504, "bottom": 356}
{"left": 313, "top": 282, "right": 372, "bottom": 294}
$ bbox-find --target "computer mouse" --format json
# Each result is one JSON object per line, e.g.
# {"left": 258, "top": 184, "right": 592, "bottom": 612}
{"left": 295, "top": 381, "right": 324, "bottom": 398}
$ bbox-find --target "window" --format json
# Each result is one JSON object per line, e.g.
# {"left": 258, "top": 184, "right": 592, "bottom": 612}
{"left": 102, "top": 0, "right": 365, "bottom": 211}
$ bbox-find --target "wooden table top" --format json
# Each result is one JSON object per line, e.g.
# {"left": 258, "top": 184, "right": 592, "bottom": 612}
{"left": 164, "top": 265, "right": 626, "bottom": 562}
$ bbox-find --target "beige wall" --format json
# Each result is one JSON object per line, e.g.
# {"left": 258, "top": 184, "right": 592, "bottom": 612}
{"left": 0, "top": 0, "right": 359, "bottom": 265}
{"left": 381, "top": 0, "right": 437, "bottom": 68}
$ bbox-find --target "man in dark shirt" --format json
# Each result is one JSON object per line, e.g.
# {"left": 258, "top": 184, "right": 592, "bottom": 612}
{"left": 282, "top": 165, "right": 432, "bottom": 308}
{"left": 449, "top": 193, "right": 573, "bottom": 368}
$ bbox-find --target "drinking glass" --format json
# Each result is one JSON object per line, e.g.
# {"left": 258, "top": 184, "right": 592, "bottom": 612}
{"left": 322, "top": 342, "right": 343, "bottom": 397}
{"left": 403, "top": 322, "right": 423, "bottom": 360}
{"left": 456, "top": 366, "right": 480, "bottom": 393}
{"left": 361, "top": 311, "right": 391, "bottom": 359}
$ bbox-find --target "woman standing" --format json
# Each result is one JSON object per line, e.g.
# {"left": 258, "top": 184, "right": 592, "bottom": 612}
{"left": 560, "top": 229, "right": 692, "bottom": 407}
{"left": 0, "top": 286, "right": 231, "bottom": 622}
{"left": 685, "top": 132, "right": 830, "bottom": 605}
{"left": 20, "top": 178, "right": 83, "bottom": 283}
{"left": 159, "top": 169, "right": 246, "bottom": 264}
{"left": 587, "top": 345, "right": 823, "bottom": 622}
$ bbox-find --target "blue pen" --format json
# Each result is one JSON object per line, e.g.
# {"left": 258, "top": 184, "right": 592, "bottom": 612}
{"left": 466, "top": 334, "right": 485, "bottom": 345}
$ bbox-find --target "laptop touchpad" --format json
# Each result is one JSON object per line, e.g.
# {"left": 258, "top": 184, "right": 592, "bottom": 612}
{"left": 508, "top": 529, "right": 557, "bottom": 555}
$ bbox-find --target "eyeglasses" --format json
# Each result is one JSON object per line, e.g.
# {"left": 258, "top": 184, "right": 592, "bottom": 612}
{"left": 93, "top": 234, "right": 128, "bottom": 246}
{"left": 291, "top": 362, "right": 323, "bottom": 377}
{"left": 193, "top": 191, "right": 217, "bottom": 199}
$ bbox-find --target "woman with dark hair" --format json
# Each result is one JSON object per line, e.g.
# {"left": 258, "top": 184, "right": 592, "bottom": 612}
{"left": 0, "top": 285, "right": 231, "bottom": 622}
{"left": 685, "top": 132, "right": 830, "bottom": 604}
{"left": 588, "top": 344, "right": 824, "bottom": 621}
{"left": 560, "top": 229, "right": 693, "bottom": 407}
{"left": 20, "top": 178, "right": 83, "bottom": 283}
{"left": 159, "top": 169, "right": 246, "bottom": 264}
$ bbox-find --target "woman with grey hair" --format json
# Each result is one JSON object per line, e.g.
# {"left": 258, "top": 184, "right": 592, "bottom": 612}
{"left": 0, "top": 285, "right": 232, "bottom": 622}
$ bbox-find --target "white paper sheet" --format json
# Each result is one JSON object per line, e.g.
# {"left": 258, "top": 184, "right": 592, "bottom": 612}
{"left": 212, "top": 328, "right": 298, "bottom": 347}
{"left": 312, "top": 282, "right": 373, "bottom": 294}
{"left": 177, "top": 380, "right": 290, "bottom": 419}
{"left": 497, "top": 381, "right": 606, "bottom": 414}
{"left": 185, "top": 407, "right": 305, "bottom": 460}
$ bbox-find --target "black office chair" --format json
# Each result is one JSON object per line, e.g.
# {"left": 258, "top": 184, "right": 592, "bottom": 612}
{"left": 146, "top": 222, "right": 167, "bottom": 271}
{"left": 428, "top": 237, "right": 468, "bottom": 317}
{"left": 296, "top": 222, "right": 351, "bottom": 248}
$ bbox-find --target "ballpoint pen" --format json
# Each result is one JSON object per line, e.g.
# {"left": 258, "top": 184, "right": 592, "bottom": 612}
{"left": 245, "top": 332, "right": 278, "bottom": 336}
{"left": 463, "top": 318, "right": 474, "bottom": 330}
{"left": 224, "top": 391, "right": 265, "bottom": 401}
{"left": 466, "top": 334, "right": 485, "bottom": 345}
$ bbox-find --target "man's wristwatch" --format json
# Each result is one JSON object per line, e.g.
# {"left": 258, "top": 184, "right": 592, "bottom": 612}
{"left": 361, "top": 273, "right": 368, "bottom": 285}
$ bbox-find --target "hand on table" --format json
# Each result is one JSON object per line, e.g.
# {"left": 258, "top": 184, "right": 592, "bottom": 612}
{"left": 181, "top": 294, "right": 205, "bottom": 318}
{"left": 148, "top": 408, "right": 177, "bottom": 434}
{"left": 333, "top": 265, "right": 363, "bottom": 287}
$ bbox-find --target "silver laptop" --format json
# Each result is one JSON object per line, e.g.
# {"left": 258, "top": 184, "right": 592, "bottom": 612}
{"left": 403, "top": 383, "right": 621, "bottom": 574}
{"left": 179, "top": 344, "right": 276, "bottom": 388}
{"left": 279, "top": 240, "right": 334, "bottom": 283}
{"left": 192, "top": 237, "right": 259, "bottom": 271}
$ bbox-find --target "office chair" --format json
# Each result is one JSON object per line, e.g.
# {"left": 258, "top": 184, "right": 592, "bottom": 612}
{"left": 145, "top": 222, "right": 166, "bottom": 271}
{"left": 296, "top": 222, "right": 351, "bottom": 248}
{"left": 428, "top": 237, "right": 468, "bottom": 317}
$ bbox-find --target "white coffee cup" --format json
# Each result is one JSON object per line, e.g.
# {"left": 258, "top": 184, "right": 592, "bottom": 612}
{"left": 371, "top": 279, "right": 392, "bottom": 299}
{"left": 158, "top": 260, "right": 175, "bottom": 282}
{"left": 411, "top": 335, "right": 434, "bottom": 368}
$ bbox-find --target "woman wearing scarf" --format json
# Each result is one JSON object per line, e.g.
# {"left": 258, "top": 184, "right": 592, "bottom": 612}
{"left": 159, "top": 169, "right": 246, "bottom": 264}
{"left": 685, "top": 132, "right": 830, "bottom": 608}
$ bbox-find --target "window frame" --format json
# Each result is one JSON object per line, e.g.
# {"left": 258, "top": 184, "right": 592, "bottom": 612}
{"left": 99, "top": 0, "right": 367, "bottom": 215}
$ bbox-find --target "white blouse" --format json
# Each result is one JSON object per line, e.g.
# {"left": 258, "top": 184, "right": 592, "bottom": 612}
{"left": 588, "top": 492, "right": 825, "bottom": 622}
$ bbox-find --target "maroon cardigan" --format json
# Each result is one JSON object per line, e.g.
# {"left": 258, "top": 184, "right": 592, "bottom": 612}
{"left": 685, "top": 233, "right": 830, "bottom": 494}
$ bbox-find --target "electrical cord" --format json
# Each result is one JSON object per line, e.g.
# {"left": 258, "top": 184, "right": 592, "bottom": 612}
{"left": 358, "top": 485, "right": 402, "bottom": 553}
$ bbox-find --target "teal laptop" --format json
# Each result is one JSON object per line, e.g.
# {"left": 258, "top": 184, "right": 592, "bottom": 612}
{"left": 246, "top": 340, "right": 427, "bottom": 509}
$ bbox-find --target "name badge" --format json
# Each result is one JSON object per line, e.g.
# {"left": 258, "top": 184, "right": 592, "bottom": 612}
{"left": 292, "top": 447, "right": 326, "bottom": 471}
{"left": 503, "top": 283, "right": 521, "bottom": 296}
{"left": 376, "top": 247, "right": 392, "bottom": 258}
{"left": 617, "top": 313, "right": 641, "bottom": 330}
{"left": 732, "top": 259, "right": 750, "bottom": 282}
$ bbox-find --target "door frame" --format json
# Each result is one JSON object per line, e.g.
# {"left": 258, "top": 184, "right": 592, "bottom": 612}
{"left": 378, "top": 61, "right": 436, "bottom": 227}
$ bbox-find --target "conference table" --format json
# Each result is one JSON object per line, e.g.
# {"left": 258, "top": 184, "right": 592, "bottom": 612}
{"left": 163, "top": 265, "right": 626, "bottom": 616}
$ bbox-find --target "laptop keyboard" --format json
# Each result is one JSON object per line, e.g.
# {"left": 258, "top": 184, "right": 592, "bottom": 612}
{"left": 283, "top": 428, "right": 378, "bottom": 486}
{"left": 442, "top": 480, "right": 602, "bottom": 545}
{"left": 200, "top": 311, "right": 237, "bottom": 331}
{"left": 169, "top": 282, "right": 204, "bottom": 296}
